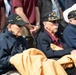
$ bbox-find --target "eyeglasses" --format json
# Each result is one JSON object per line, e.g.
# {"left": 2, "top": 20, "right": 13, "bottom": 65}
{"left": 49, "top": 20, "right": 59, "bottom": 24}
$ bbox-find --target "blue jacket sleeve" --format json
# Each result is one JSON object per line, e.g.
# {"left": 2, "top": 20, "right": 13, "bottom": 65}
{"left": 63, "top": 26, "right": 76, "bottom": 48}
{"left": 0, "top": 45, "right": 11, "bottom": 69}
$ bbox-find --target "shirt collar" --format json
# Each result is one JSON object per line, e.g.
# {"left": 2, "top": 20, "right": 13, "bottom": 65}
{"left": 45, "top": 29, "right": 59, "bottom": 42}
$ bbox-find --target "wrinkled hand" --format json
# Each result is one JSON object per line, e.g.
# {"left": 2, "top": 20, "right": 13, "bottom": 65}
{"left": 71, "top": 50, "right": 76, "bottom": 54}
{"left": 30, "top": 25, "right": 40, "bottom": 36}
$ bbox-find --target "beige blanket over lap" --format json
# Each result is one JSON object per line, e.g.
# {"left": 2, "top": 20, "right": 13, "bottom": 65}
{"left": 50, "top": 43, "right": 76, "bottom": 69}
{"left": 57, "top": 54, "right": 76, "bottom": 69}
{"left": 9, "top": 48, "right": 67, "bottom": 75}
{"left": 50, "top": 43, "right": 63, "bottom": 50}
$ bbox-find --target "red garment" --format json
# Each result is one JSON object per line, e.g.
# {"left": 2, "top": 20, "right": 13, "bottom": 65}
{"left": 12, "top": 0, "right": 38, "bottom": 25}
{"left": 45, "top": 29, "right": 63, "bottom": 48}
{"left": 0, "top": 0, "right": 4, "bottom": 24}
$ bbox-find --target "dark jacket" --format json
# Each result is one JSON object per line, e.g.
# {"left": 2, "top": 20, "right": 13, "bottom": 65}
{"left": 58, "top": 0, "right": 65, "bottom": 11}
{"left": 38, "top": 0, "right": 52, "bottom": 25}
{"left": 63, "top": 24, "right": 76, "bottom": 49}
{"left": 36, "top": 30, "right": 73, "bottom": 59}
{"left": 0, "top": 29, "right": 29, "bottom": 74}
{"left": 65, "top": 0, "right": 76, "bottom": 9}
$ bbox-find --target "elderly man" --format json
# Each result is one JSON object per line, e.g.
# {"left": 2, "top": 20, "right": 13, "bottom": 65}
{"left": 0, "top": 13, "right": 29, "bottom": 75}
{"left": 36, "top": 11, "right": 76, "bottom": 75}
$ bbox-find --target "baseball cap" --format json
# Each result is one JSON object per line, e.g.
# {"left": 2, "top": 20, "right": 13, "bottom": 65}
{"left": 43, "top": 11, "right": 59, "bottom": 22}
{"left": 63, "top": 4, "right": 76, "bottom": 23}
{"left": 7, "top": 13, "right": 29, "bottom": 26}
{"left": 68, "top": 10, "right": 76, "bottom": 19}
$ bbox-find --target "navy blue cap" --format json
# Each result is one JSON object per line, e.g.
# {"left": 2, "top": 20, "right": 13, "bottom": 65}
{"left": 68, "top": 10, "right": 76, "bottom": 19}
{"left": 7, "top": 13, "right": 29, "bottom": 26}
{"left": 43, "top": 11, "right": 59, "bottom": 22}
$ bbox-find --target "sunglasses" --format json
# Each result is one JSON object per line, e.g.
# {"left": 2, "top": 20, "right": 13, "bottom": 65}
{"left": 74, "top": 18, "right": 76, "bottom": 20}
{"left": 17, "top": 25, "right": 23, "bottom": 27}
{"left": 49, "top": 20, "right": 59, "bottom": 24}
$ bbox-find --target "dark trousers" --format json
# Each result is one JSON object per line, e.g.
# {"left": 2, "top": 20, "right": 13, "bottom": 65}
{"left": 65, "top": 66, "right": 76, "bottom": 75}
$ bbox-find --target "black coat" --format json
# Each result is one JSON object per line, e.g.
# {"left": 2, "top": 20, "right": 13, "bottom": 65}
{"left": 36, "top": 30, "right": 73, "bottom": 58}
{"left": 38, "top": 0, "right": 52, "bottom": 25}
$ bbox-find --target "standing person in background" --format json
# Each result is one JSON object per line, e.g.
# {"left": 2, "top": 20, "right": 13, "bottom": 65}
{"left": 38, "top": 0, "right": 52, "bottom": 30}
{"left": 12, "top": 0, "right": 40, "bottom": 47}
{"left": 65, "top": 0, "right": 76, "bottom": 10}
{"left": 58, "top": 0, "right": 65, "bottom": 11}
{"left": 58, "top": 0, "right": 76, "bottom": 11}
{"left": 12, "top": 0, "right": 40, "bottom": 37}
{"left": 4, "top": 0, "right": 12, "bottom": 18}
{"left": 0, "top": 0, "right": 6, "bottom": 33}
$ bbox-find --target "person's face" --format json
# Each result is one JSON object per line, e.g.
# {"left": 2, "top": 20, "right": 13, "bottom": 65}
{"left": 8, "top": 24, "right": 24, "bottom": 37}
{"left": 69, "top": 18, "right": 76, "bottom": 25}
{"left": 43, "top": 20, "right": 59, "bottom": 34}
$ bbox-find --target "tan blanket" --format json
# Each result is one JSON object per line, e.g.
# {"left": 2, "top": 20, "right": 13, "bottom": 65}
{"left": 9, "top": 48, "right": 67, "bottom": 75}
{"left": 50, "top": 43, "right": 76, "bottom": 69}
{"left": 50, "top": 43, "right": 63, "bottom": 50}
{"left": 57, "top": 54, "right": 76, "bottom": 69}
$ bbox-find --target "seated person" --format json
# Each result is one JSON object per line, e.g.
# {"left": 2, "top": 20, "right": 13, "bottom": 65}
{"left": 36, "top": 11, "right": 76, "bottom": 75}
{"left": 63, "top": 4, "right": 76, "bottom": 50}
{"left": 0, "top": 13, "right": 29, "bottom": 75}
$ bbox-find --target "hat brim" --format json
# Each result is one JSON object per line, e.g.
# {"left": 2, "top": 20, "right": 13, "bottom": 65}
{"left": 43, "top": 18, "right": 60, "bottom": 22}
{"left": 63, "top": 4, "right": 76, "bottom": 23}
{"left": 14, "top": 20, "right": 29, "bottom": 26}
{"left": 49, "top": 19, "right": 61, "bottom": 21}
